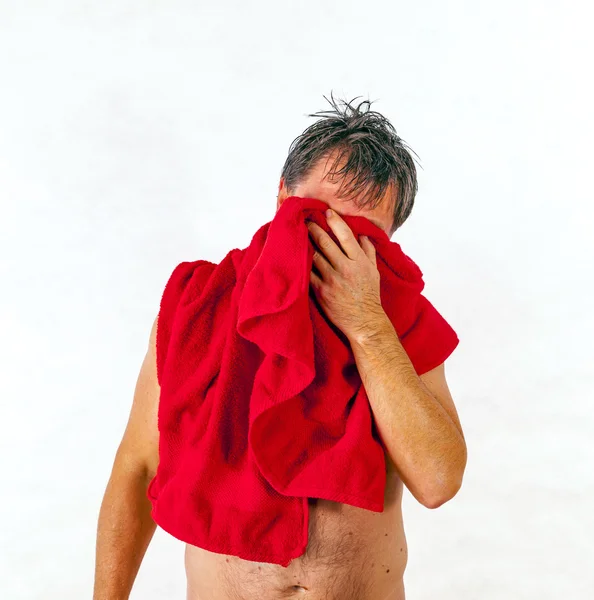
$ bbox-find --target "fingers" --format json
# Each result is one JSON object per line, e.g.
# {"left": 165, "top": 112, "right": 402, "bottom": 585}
{"left": 359, "top": 235, "right": 377, "bottom": 264}
{"left": 311, "top": 247, "right": 331, "bottom": 279}
{"left": 306, "top": 220, "right": 344, "bottom": 270}
{"left": 324, "top": 209, "right": 363, "bottom": 261}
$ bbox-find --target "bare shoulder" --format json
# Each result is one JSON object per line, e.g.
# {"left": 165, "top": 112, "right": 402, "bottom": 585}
{"left": 115, "top": 314, "right": 161, "bottom": 479}
{"left": 149, "top": 313, "right": 158, "bottom": 352}
{"left": 419, "top": 363, "right": 464, "bottom": 439}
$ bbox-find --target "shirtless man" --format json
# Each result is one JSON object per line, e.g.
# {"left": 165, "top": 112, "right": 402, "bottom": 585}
{"left": 94, "top": 96, "right": 467, "bottom": 600}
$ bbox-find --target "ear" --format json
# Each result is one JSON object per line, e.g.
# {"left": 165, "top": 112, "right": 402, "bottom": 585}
{"left": 277, "top": 178, "right": 288, "bottom": 210}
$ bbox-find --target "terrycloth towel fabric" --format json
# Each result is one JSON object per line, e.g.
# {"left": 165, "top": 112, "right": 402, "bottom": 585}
{"left": 147, "top": 195, "right": 459, "bottom": 567}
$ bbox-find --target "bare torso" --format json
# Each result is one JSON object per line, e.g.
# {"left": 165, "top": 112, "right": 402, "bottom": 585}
{"left": 184, "top": 455, "right": 408, "bottom": 600}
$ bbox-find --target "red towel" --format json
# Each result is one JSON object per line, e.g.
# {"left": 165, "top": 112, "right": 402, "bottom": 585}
{"left": 147, "top": 195, "right": 459, "bottom": 566}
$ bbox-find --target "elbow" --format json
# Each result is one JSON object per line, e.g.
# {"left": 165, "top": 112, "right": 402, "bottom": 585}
{"left": 418, "top": 449, "right": 467, "bottom": 509}
{"left": 419, "top": 477, "right": 463, "bottom": 509}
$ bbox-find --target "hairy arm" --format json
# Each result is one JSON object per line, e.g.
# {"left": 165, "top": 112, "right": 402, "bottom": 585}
{"left": 348, "top": 313, "right": 467, "bottom": 508}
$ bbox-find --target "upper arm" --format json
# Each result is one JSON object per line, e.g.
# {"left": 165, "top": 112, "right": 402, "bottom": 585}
{"left": 419, "top": 362, "right": 465, "bottom": 441}
{"left": 115, "top": 315, "right": 160, "bottom": 480}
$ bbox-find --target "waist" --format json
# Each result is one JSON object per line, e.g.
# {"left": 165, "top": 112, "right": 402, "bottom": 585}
{"left": 185, "top": 480, "right": 407, "bottom": 600}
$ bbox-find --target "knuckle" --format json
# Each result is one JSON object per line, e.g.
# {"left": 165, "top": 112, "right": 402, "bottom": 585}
{"left": 318, "top": 235, "right": 331, "bottom": 250}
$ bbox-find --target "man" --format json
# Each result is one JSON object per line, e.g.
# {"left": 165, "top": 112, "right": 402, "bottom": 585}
{"left": 94, "top": 94, "right": 467, "bottom": 600}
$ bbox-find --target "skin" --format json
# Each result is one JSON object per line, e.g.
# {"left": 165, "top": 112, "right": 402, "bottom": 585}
{"left": 93, "top": 150, "right": 467, "bottom": 600}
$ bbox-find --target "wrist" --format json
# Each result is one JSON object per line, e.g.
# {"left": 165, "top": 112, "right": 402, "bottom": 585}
{"left": 347, "top": 310, "right": 394, "bottom": 348}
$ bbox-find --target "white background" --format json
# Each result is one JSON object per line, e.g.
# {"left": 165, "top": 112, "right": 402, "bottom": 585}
{"left": 1, "top": 2, "right": 592, "bottom": 599}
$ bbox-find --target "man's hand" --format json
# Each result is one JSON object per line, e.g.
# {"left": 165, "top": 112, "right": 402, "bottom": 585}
{"left": 306, "top": 208, "right": 385, "bottom": 340}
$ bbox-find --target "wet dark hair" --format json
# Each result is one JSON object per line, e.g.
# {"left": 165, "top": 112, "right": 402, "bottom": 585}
{"left": 280, "top": 92, "right": 421, "bottom": 234}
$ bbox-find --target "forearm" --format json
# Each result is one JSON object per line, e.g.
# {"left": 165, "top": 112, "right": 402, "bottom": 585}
{"left": 94, "top": 459, "right": 157, "bottom": 600}
{"left": 347, "top": 313, "right": 466, "bottom": 508}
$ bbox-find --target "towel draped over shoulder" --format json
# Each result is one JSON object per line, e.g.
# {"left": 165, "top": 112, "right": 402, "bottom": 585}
{"left": 147, "top": 196, "right": 459, "bottom": 567}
